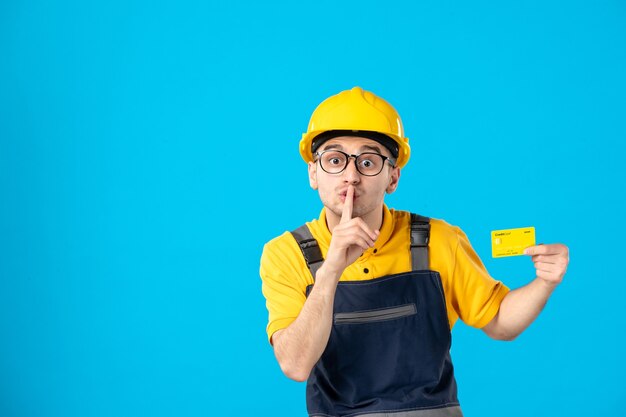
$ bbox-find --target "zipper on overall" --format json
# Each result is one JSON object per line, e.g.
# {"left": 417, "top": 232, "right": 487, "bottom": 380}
{"left": 334, "top": 303, "right": 417, "bottom": 325}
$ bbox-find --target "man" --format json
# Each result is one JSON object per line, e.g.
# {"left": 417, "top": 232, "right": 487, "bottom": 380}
{"left": 260, "top": 87, "right": 569, "bottom": 417}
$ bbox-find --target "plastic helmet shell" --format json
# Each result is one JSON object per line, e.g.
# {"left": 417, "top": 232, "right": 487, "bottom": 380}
{"left": 300, "top": 86, "right": 411, "bottom": 168}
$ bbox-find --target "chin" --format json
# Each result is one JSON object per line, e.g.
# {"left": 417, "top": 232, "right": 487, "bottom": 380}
{"left": 342, "top": 203, "right": 371, "bottom": 218}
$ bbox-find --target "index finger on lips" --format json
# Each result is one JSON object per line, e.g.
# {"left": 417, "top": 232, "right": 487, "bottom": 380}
{"left": 340, "top": 185, "right": 354, "bottom": 224}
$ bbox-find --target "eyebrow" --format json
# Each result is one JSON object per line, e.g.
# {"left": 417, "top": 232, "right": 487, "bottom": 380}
{"left": 321, "top": 143, "right": 384, "bottom": 154}
{"left": 360, "top": 145, "right": 383, "bottom": 154}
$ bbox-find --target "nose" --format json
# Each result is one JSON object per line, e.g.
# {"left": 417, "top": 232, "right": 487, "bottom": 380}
{"left": 342, "top": 156, "right": 361, "bottom": 184}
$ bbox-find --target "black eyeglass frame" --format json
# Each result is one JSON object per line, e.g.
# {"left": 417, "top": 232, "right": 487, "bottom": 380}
{"left": 314, "top": 150, "right": 397, "bottom": 177}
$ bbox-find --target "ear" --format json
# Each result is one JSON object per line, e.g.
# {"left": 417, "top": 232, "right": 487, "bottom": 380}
{"left": 308, "top": 161, "right": 318, "bottom": 190}
{"left": 386, "top": 167, "right": 400, "bottom": 194}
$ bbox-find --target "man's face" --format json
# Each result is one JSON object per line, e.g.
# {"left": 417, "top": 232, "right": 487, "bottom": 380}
{"left": 308, "top": 136, "right": 401, "bottom": 220}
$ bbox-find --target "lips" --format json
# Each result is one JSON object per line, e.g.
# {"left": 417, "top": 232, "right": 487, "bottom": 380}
{"left": 339, "top": 190, "right": 360, "bottom": 201}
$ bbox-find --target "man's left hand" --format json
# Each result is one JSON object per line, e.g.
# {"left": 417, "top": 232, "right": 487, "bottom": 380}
{"left": 524, "top": 244, "right": 570, "bottom": 287}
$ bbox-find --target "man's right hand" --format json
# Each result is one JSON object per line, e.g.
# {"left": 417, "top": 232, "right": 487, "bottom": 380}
{"left": 322, "top": 185, "right": 379, "bottom": 277}
{"left": 272, "top": 185, "right": 380, "bottom": 382}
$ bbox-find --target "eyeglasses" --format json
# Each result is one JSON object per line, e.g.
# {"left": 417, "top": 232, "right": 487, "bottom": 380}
{"left": 314, "top": 150, "right": 396, "bottom": 176}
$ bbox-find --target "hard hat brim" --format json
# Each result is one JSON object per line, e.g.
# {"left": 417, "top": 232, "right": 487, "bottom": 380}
{"left": 300, "top": 130, "right": 410, "bottom": 169}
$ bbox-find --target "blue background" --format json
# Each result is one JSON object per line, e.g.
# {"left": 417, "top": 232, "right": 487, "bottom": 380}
{"left": 1, "top": 1, "right": 625, "bottom": 416}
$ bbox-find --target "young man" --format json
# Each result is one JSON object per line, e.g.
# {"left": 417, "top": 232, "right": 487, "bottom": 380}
{"left": 260, "top": 87, "right": 569, "bottom": 417}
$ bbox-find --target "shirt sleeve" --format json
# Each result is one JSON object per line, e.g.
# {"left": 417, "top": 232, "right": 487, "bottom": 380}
{"left": 450, "top": 226, "right": 510, "bottom": 328}
{"left": 259, "top": 233, "right": 311, "bottom": 344}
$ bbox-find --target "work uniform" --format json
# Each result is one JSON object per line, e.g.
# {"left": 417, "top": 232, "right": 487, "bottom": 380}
{"left": 260, "top": 205, "right": 509, "bottom": 417}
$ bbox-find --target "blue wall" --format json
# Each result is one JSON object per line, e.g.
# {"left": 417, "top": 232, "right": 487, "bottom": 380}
{"left": 1, "top": 1, "right": 625, "bottom": 415}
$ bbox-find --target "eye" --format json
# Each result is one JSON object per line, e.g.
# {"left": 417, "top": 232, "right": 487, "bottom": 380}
{"left": 358, "top": 157, "right": 378, "bottom": 169}
{"left": 323, "top": 152, "right": 346, "bottom": 166}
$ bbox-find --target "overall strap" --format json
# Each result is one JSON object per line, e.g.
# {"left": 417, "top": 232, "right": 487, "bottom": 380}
{"left": 410, "top": 213, "right": 431, "bottom": 271}
{"left": 291, "top": 224, "right": 324, "bottom": 279}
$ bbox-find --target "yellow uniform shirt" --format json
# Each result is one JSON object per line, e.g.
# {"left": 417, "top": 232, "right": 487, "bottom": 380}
{"left": 260, "top": 205, "right": 509, "bottom": 343}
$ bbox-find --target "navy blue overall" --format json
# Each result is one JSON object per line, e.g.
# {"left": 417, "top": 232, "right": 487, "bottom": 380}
{"left": 291, "top": 213, "right": 462, "bottom": 417}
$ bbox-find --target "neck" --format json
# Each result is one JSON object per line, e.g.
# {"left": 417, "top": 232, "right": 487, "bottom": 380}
{"left": 326, "top": 204, "right": 385, "bottom": 234}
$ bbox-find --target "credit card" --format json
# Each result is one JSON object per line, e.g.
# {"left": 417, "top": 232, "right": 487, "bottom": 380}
{"left": 491, "top": 227, "right": 536, "bottom": 258}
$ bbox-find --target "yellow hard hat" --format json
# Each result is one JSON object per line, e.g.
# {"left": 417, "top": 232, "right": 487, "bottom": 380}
{"left": 300, "top": 86, "right": 411, "bottom": 168}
